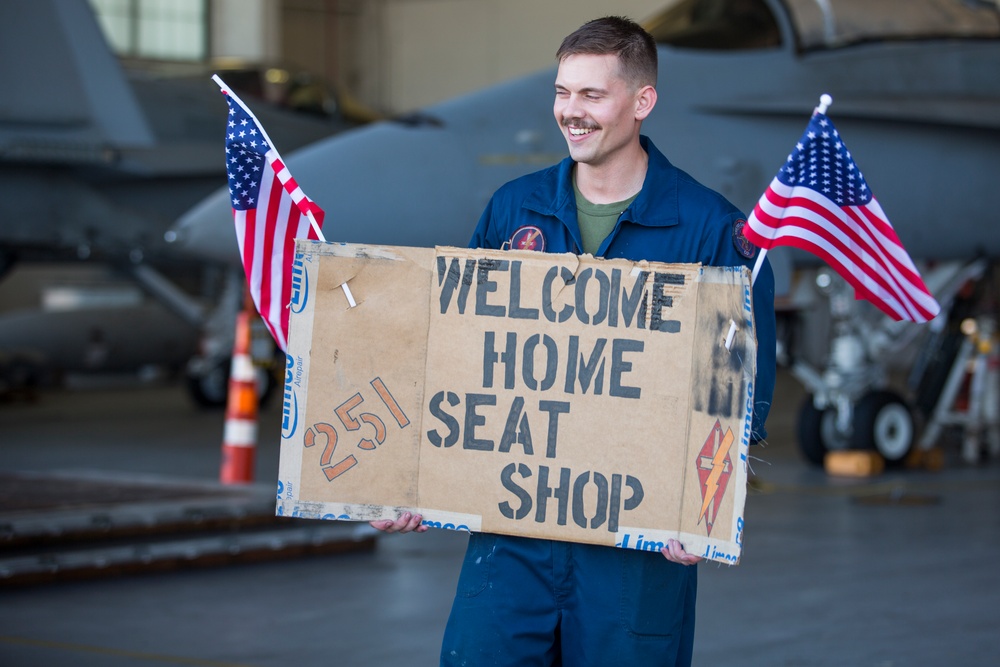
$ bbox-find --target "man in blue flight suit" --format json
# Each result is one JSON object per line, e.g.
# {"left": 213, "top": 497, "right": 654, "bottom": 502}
{"left": 374, "top": 15, "right": 775, "bottom": 667}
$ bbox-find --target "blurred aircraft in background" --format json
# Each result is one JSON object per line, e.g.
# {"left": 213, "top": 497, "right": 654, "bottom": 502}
{"left": 169, "top": 0, "right": 1000, "bottom": 464}
{"left": 0, "top": 0, "right": 367, "bottom": 400}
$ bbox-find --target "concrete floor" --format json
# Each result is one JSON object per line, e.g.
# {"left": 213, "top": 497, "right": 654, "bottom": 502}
{"left": 1, "top": 370, "right": 999, "bottom": 666}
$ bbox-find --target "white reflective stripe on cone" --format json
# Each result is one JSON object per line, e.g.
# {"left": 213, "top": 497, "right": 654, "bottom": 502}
{"left": 224, "top": 419, "right": 258, "bottom": 446}
{"left": 230, "top": 354, "right": 256, "bottom": 382}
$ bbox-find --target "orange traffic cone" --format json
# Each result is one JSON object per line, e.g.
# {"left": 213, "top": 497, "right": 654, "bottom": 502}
{"left": 219, "top": 310, "right": 258, "bottom": 484}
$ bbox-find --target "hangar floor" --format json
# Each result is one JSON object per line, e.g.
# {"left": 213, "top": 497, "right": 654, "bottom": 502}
{"left": 1, "top": 369, "right": 998, "bottom": 666}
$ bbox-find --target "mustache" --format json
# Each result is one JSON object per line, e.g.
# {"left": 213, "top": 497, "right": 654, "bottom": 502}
{"left": 561, "top": 117, "right": 599, "bottom": 130}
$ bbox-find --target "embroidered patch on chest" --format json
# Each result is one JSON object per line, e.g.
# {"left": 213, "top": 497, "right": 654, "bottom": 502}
{"left": 732, "top": 218, "right": 756, "bottom": 259}
{"left": 509, "top": 225, "right": 545, "bottom": 252}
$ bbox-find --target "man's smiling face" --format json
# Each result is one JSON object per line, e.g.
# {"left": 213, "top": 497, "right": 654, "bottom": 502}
{"left": 553, "top": 52, "right": 643, "bottom": 168}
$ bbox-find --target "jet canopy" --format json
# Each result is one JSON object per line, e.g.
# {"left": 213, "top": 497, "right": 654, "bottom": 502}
{"left": 646, "top": 0, "right": 1000, "bottom": 51}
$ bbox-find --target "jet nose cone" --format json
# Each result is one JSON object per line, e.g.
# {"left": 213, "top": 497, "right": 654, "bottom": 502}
{"left": 289, "top": 122, "right": 478, "bottom": 247}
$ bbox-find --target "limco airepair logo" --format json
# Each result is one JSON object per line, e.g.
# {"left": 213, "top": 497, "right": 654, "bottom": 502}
{"left": 281, "top": 353, "right": 299, "bottom": 440}
{"left": 696, "top": 420, "right": 734, "bottom": 537}
{"left": 289, "top": 255, "right": 309, "bottom": 313}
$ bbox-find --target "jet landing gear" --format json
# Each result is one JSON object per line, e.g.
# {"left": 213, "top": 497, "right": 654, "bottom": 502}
{"left": 797, "top": 390, "right": 916, "bottom": 467}
{"left": 791, "top": 259, "right": 989, "bottom": 470}
{"left": 182, "top": 268, "right": 280, "bottom": 409}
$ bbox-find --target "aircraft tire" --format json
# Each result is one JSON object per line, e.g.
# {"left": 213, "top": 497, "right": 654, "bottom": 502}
{"left": 797, "top": 395, "right": 860, "bottom": 466}
{"left": 186, "top": 358, "right": 278, "bottom": 409}
{"left": 187, "top": 359, "right": 229, "bottom": 408}
{"left": 796, "top": 397, "right": 832, "bottom": 466}
{"left": 853, "top": 391, "right": 915, "bottom": 465}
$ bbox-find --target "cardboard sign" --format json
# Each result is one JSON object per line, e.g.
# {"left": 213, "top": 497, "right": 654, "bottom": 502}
{"left": 277, "top": 241, "right": 758, "bottom": 564}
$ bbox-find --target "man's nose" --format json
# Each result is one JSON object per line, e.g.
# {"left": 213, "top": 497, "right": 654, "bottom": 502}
{"left": 560, "top": 94, "right": 583, "bottom": 121}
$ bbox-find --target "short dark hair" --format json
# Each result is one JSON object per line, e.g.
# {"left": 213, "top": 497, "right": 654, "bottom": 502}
{"left": 556, "top": 16, "right": 658, "bottom": 89}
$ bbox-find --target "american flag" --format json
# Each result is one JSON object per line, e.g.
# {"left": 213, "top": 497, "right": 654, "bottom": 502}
{"left": 218, "top": 77, "right": 325, "bottom": 351}
{"left": 744, "top": 111, "right": 939, "bottom": 322}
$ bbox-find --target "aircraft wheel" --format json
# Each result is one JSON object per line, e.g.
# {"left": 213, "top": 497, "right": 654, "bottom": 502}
{"left": 187, "top": 359, "right": 229, "bottom": 408}
{"left": 796, "top": 396, "right": 848, "bottom": 466}
{"left": 186, "top": 358, "right": 278, "bottom": 409}
{"left": 853, "top": 391, "right": 915, "bottom": 465}
{"left": 255, "top": 362, "right": 279, "bottom": 407}
{"left": 0, "top": 248, "right": 16, "bottom": 281}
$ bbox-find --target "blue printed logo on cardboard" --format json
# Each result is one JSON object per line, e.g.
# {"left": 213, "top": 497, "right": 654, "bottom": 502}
{"left": 290, "top": 254, "right": 309, "bottom": 313}
{"left": 281, "top": 353, "right": 300, "bottom": 440}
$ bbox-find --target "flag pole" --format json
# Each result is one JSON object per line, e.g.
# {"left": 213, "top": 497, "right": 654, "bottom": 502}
{"left": 750, "top": 245, "right": 768, "bottom": 286}
{"left": 212, "top": 74, "right": 327, "bottom": 243}
{"left": 750, "top": 93, "right": 833, "bottom": 286}
{"left": 305, "top": 211, "right": 324, "bottom": 241}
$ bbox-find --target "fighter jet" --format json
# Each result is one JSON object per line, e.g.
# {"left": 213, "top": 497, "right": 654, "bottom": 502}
{"left": 0, "top": 0, "right": 364, "bottom": 397}
{"left": 169, "top": 0, "right": 1000, "bottom": 462}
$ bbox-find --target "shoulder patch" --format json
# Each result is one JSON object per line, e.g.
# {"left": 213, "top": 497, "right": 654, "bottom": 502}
{"left": 509, "top": 225, "right": 545, "bottom": 252}
{"left": 732, "top": 218, "right": 756, "bottom": 259}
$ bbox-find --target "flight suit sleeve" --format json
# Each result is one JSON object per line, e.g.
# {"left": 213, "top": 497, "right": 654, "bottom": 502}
{"left": 468, "top": 194, "right": 508, "bottom": 251}
{"left": 748, "top": 258, "right": 776, "bottom": 444}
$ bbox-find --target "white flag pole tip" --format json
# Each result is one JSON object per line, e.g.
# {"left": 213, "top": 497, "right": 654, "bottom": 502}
{"left": 815, "top": 94, "right": 833, "bottom": 115}
{"left": 212, "top": 74, "right": 230, "bottom": 93}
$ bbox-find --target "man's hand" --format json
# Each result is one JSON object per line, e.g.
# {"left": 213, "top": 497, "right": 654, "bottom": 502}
{"left": 660, "top": 538, "right": 702, "bottom": 566}
{"left": 369, "top": 511, "right": 428, "bottom": 534}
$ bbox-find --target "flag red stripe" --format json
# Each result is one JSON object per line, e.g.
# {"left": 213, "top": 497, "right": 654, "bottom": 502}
{"left": 279, "top": 206, "right": 302, "bottom": 348}
{"left": 238, "top": 208, "right": 255, "bottom": 297}
{"left": 258, "top": 170, "right": 282, "bottom": 343}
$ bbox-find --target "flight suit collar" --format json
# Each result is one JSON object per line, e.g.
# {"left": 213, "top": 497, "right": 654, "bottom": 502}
{"left": 626, "top": 135, "right": 680, "bottom": 228}
{"left": 522, "top": 135, "right": 680, "bottom": 242}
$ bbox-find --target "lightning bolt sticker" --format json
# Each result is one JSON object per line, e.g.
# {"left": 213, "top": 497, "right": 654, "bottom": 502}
{"left": 696, "top": 420, "right": 734, "bottom": 536}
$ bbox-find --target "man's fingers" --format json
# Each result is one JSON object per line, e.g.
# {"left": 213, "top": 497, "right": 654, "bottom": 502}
{"left": 402, "top": 512, "right": 429, "bottom": 532}
{"left": 660, "top": 538, "right": 703, "bottom": 565}
{"left": 369, "top": 512, "right": 427, "bottom": 534}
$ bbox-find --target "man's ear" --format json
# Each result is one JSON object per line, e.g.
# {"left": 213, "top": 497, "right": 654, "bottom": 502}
{"left": 635, "top": 85, "right": 657, "bottom": 120}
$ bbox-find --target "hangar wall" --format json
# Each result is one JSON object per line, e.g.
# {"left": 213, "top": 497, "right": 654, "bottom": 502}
{"left": 271, "top": 0, "right": 669, "bottom": 114}
{"left": 100, "top": 0, "right": 669, "bottom": 116}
